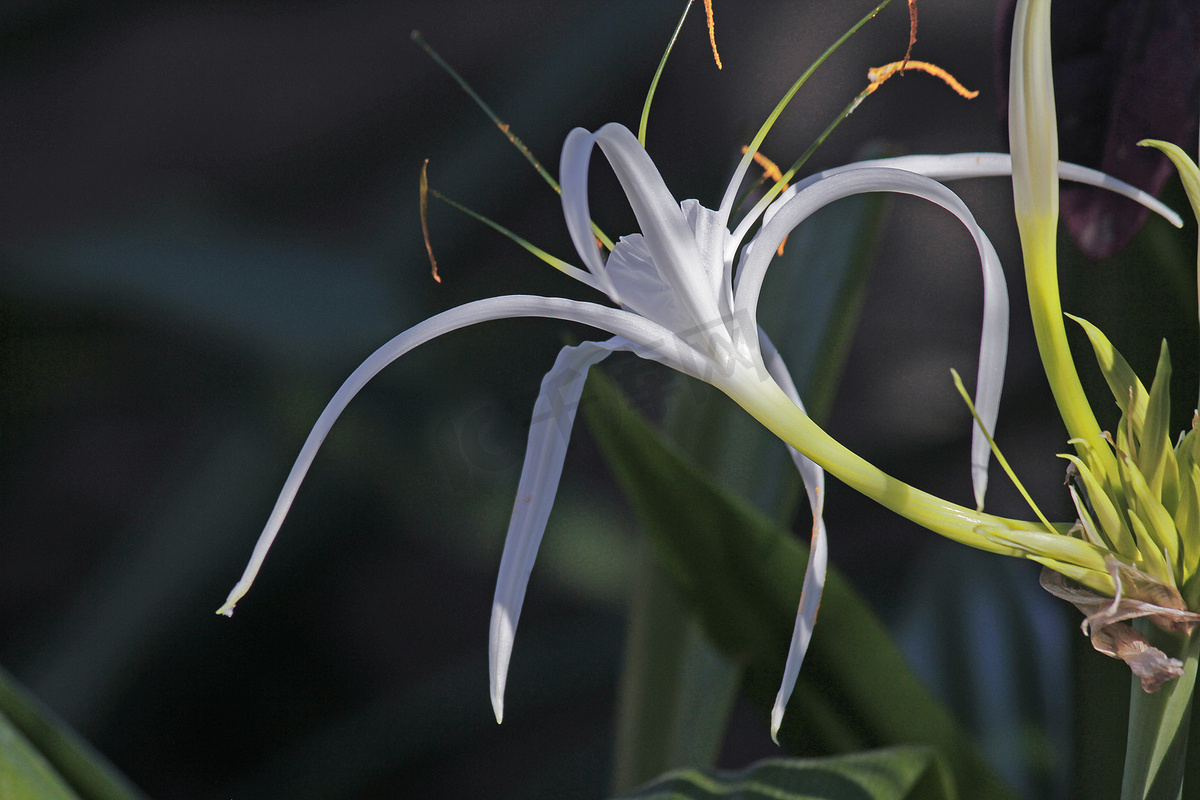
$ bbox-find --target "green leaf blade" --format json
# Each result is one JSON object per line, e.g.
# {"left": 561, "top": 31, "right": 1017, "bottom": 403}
{"left": 609, "top": 746, "right": 955, "bottom": 800}
{"left": 582, "top": 372, "right": 1016, "bottom": 800}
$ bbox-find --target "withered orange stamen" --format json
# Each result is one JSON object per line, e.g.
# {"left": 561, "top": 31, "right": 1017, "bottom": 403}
{"left": 703, "top": 0, "right": 722, "bottom": 69}
{"left": 741, "top": 146, "right": 788, "bottom": 190}
{"left": 420, "top": 159, "right": 441, "bottom": 283}
{"left": 902, "top": 0, "right": 918, "bottom": 69}
{"left": 864, "top": 59, "right": 978, "bottom": 100}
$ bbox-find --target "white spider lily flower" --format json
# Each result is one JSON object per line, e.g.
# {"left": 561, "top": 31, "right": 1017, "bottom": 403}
{"left": 218, "top": 117, "right": 1174, "bottom": 739}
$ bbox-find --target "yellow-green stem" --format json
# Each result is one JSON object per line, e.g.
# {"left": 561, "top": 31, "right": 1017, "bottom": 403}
{"left": 722, "top": 367, "right": 1052, "bottom": 558}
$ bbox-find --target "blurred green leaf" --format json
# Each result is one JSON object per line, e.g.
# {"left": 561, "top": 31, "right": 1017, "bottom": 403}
{"left": 582, "top": 372, "right": 1017, "bottom": 800}
{"left": 0, "top": 665, "right": 145, "bottom": 800}
{"left": 608, "top": 746, "right": 955, "bottom": 800}
{"left": 0, "top": 709, "right": 80, "bottom": 800}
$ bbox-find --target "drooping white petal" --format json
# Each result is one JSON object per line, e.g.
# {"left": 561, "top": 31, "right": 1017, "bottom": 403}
{"left": 490, "top": 337, "right": 633, "bottom": 723}
{"left": 217, "top": 295, "right": 707, "bottom": 617}
{"left": 758, "top": 331, "right": 828, "bottom": 742}
{"left": 759, "top": 153, "right": 1182, "bottom": 231}
{"left": 738, "top": 167, "right": 1008, "bottom": 509}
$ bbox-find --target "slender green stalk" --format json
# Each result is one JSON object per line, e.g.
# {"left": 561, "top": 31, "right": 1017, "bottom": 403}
{"left": 638, "top": 1, "right": 696, "bottom": 147}
{"left": 412, "top": 30, "right": 616, "bottom": 251}
{"left": 411, "top": 30, "right": 558, "bottom": 192}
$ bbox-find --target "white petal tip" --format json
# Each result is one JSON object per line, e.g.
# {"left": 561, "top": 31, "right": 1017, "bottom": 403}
{"left": 218, "top": 580, "right": 250, "bottom": 618}
{"left": 972, "top": 467, "right": 988, "bottom": 513}
{"left": 492, "top": 699, "right": 504, "bottom": 725}
{"left": 769, "top": 711, "right": 783, "bottom": 746}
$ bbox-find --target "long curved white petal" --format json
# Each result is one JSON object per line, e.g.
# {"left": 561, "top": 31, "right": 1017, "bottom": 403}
{"left": 490, "top": 337, "right": 633, "bottom": 723}
{"left": 758, "top": 331, "right": 828, "bottom": 741}
{"left": 217, "top": 295, "right": 707, "bottom": 617}
{"left": 739, "top": 167, "right": 1008, "bottom": 509}
{"left": 561, "top": 128, "right": 622, "bottom": 302}
{"left": 759, "top": 153, "right": 1181, "bottom": 230}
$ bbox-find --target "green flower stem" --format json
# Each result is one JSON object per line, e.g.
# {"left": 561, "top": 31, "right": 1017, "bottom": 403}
{"left": 718, "top": 365, "right": 1118, "bottom": 588}
{"left": 728, "top": 371, "right": 1030, "bottom": 549}
{"left": 1121, "top": 626, "right": 1200, "bottom": 800}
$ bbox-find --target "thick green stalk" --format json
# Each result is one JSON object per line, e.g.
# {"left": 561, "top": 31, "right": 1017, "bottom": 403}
{"left": 1120, "top": 626, "right": 1200, "bottom": 800}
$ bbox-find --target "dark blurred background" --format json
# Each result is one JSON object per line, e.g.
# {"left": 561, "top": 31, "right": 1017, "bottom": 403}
{"left": 0, "top": 1, "right": 1193, "bottom": 798}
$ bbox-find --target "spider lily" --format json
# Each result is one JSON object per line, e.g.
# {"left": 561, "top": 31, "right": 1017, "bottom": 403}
{"left": 215, "top": 106, "right": 1175, "bottom": 740}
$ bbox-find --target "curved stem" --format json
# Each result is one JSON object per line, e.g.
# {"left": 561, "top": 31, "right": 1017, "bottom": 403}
{"left": 722, "top": 367, "right": 1044, "bottom": 555}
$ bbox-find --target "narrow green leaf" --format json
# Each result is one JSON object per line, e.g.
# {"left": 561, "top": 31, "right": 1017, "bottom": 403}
{"left": 1179, "top": 462, "right": 1200, "bottom": 605}
{"left": 977, "top": 527, "right": 1112, "bottom": 579}
{"left": 1142, "top": 340, "right": 1178, "bottom": 511}
{"left": 581, "top": 373, "right": 1016, "bottom": 800}
{"left": 1119, "top": 443, "right": 1181, "bottom": 580}
{"left": 0, "top": 666, "right": 146, "bottom": 800}
{"left": 1127, "top": 513, "right": 1174, "bottom": 588}
{"left": 1138, "top": 140, "right": 1200, "bottom": 231}
{"left": 1060, "top": 453, "right": 1137, "bottom": 559}
{"left": 608, "top": 746, "right": 955, "bottom": 800}
{"left": 613, "top": 554, "right": 730, "bottom": 793}
{"left": 0, "top": 709, "right": 81, "bottom": 800}
{"left": 1068, "top": 314, "right": 1149, "bottom": 436}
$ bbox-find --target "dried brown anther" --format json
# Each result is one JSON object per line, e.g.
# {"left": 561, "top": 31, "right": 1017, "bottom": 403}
{"left": 1041, "top": 558, "right": 1200, "bottom": 692}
